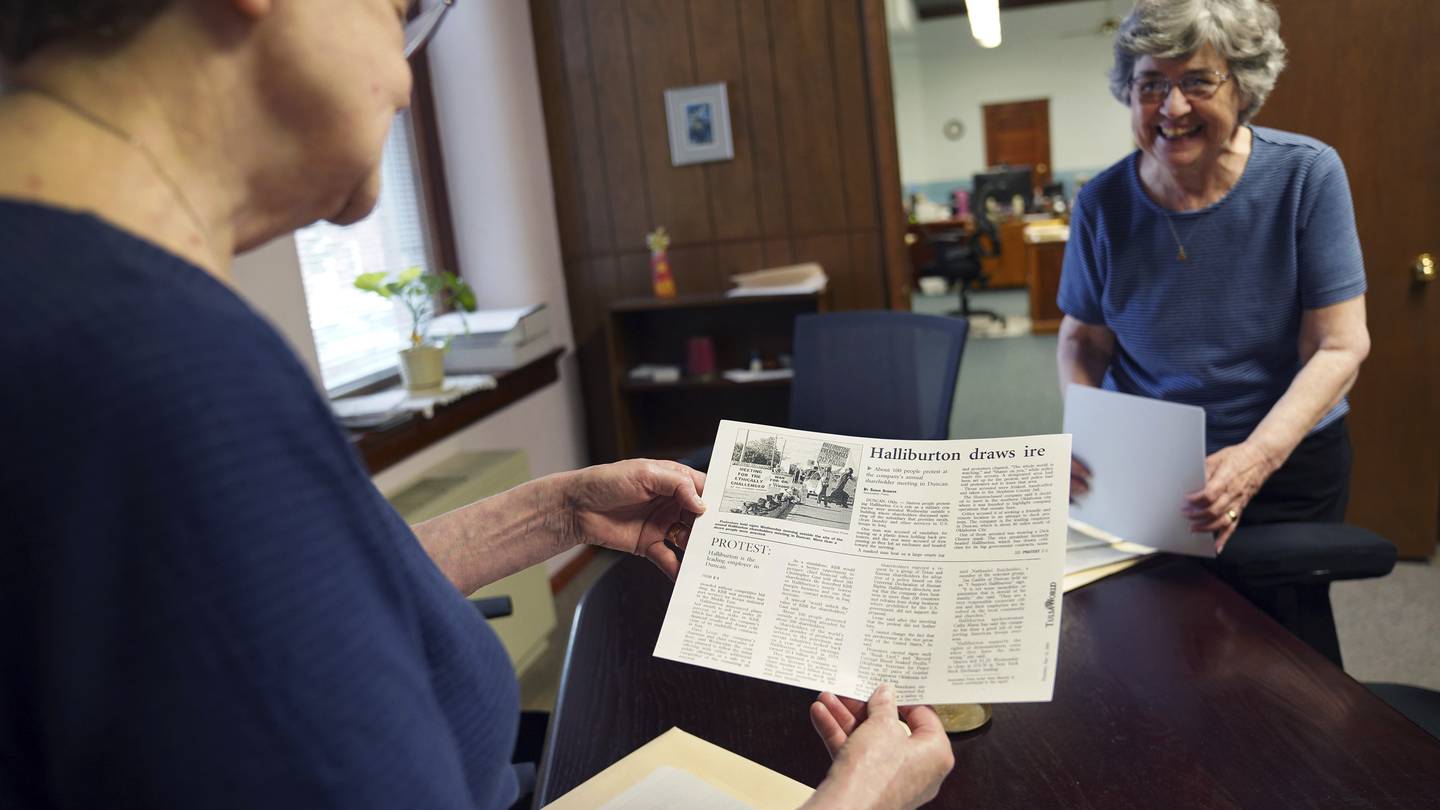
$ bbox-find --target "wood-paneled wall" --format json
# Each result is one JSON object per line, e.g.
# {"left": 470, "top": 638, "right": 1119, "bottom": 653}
{"left": 530, "top": 0, "right": 905, "bottom": 462}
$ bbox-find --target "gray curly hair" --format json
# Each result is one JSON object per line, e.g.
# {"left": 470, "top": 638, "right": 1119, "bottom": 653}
{"left": 1108, "top": 0, "right": 1287, "bottom": 123}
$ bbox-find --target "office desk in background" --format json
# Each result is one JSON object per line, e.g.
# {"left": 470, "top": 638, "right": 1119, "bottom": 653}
{"left": 1022, "top": 222, "right": 1069, "bottom": 335}
{"left": 535, "top": 556, "right": 1440, "bottom": 808}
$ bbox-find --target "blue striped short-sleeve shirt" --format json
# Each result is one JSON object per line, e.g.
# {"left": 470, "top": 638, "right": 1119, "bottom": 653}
{"left": 1057, "top": 126, "right": 1367, "bottom": 453}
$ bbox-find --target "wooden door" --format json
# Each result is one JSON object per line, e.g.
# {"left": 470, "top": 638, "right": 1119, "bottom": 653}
{"left": 982, "top": 99, "right": 1052, "bottom": 192}
{"left": 1257, "top": 0, "right": 1440, "bottom": 558}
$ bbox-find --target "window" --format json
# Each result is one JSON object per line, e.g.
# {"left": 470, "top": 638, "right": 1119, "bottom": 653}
{"left": 295, "top": 58, "right": 458, "bottom": 394}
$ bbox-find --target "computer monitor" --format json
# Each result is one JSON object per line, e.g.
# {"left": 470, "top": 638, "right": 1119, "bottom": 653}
{"left": 971, "top": 167, "right": 1034, "bottom": 218}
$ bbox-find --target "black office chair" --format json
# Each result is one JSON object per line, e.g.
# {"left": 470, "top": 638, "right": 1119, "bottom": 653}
{"left": 788, "top": 311, "right": 969, "bottom": 440}
{"left": 1213, "top": 522, "right": 1395, "bottom": 668}
{"left": 1210, "top": 523, "right": 1440, "bottom": 741}
{"left": 1367, "top": 683, "right": 1440, "bottom": 741}
{"left": 679, "top": 311, "right": 971, "bottom": 472}
{"left": 923, "top": 216, "right": 1004, "bottom": 327}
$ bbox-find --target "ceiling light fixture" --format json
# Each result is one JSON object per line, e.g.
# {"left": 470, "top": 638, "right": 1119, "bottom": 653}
{"left": 964, "top": 0, "right": 1002, "bottom": 48}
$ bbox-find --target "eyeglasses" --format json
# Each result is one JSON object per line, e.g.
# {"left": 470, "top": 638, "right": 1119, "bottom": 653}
{"left": 404, "top": 0, "right": 457, "bottom": 59}
{"left": 1130, "top": 70, "right": 1231, "bottom": 104}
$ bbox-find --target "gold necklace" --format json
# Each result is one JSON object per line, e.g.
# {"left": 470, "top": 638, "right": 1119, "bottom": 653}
{"left": 1162, "top": 212, "right": 1211, "bottom": 262}
{"left": 15, "top": 86, "right": 213, "bottom": 247}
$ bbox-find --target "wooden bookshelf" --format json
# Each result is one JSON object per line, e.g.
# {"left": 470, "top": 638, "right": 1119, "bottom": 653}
{"left": 606, "top": 293, "right": 823, "bottom": 460}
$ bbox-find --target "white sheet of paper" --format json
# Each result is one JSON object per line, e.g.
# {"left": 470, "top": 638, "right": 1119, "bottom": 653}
{"left": 1065, "top": 541, "right": 1143, "bottom": 575}
{"left": 597, "top": 766, "right": 756, "bottom": 810}
{"left": 1063, "top": 385, "right": 1214, "bottom": 558}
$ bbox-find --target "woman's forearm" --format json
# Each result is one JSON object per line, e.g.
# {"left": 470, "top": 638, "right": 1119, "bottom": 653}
{"left": 1244, "top": 298, "right": 1370, "bottom": 471}
{"left": 409, "top": 470, "right": 578, "bottom": 595}
{"left": 1245, "top": 344, "right": 1366, "bottom": 471}
{"left": 1057, "top": 316, "right": 1115, "bottom": 392}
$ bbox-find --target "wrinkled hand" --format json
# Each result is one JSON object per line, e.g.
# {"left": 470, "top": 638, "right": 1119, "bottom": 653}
{"left": 564, "top": 459, "right": 705, "bottom": 579}
{"left": 1069, "top": 456, "right": 1092, "bottom": 503}
{"left": 804, "top": 685, "right": 954, "bottom": 810}
{"left": 1185, "top": 442, "right": 1277, "bottom": 553}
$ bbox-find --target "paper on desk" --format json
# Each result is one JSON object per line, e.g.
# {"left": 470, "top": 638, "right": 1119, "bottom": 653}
{"left": 1065, "top": 521, "right": 1155, "bottom": 576}
{"left": 597, "top": 767, "right": 755, "bottom": 810}
{"left": 655, "top": 420, "right": 1071, "bottom": 705}
{"left": 542, "top": 728, "right": 812, "bottom": 810}
{"left": 1063, "top": 557, "right": 1147, "bottom": 593}
{"left": 722, "top": 368, "right": 794, "bottom": 384}
{"left": 1064, "top": 385, "right": 1214, "bottom": 558}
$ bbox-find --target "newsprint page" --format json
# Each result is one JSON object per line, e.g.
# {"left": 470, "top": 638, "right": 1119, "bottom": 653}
{"left": 654, "top": 421, "right": 1072, "bottom": 705}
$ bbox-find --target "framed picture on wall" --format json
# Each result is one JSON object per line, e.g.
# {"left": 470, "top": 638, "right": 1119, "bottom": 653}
{"left": 664, "top": 82, "right": 734, "bottom": 166}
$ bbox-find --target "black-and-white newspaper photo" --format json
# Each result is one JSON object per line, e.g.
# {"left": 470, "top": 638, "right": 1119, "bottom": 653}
{"left": 719, "top": 427, "right": 860, "bottom": 531}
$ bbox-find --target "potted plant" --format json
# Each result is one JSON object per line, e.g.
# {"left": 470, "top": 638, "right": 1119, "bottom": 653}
{"left": 354, "top": 266, "right": 477, "bottom": 392}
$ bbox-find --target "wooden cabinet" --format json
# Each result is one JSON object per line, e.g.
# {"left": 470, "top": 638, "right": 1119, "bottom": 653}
{"left": 1026, "top": 239, "right": 1066, "bottom": 334}
{"left": 980, "top": 218, "right": 1031, "bottom": 289}
{"left": 606, "top": 293, "right": 823, "bottom": 460}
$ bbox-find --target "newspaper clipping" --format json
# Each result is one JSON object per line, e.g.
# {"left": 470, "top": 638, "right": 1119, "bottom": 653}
{"left": 654, "top": 420, "right": 1072, "bottom": 704}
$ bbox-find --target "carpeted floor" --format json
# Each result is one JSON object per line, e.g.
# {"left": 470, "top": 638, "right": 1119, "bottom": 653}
{"left": 518, "top": 288, "right": 1437, "bottom": 711}
{"left": 911, "top": 287, "right": 1064, "bottom": 440}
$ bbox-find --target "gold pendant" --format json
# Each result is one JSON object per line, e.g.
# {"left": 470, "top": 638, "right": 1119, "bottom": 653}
{"left": 1178, "top": 246, "right": 1187, "bottom": 262}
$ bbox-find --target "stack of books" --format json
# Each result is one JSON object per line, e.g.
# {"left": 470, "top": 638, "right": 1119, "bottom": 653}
{"left": 726, "top": 262, "right": 828, "bottom": 297}
{"left": 429, "top": 304, "right": 554, "bottom": 373}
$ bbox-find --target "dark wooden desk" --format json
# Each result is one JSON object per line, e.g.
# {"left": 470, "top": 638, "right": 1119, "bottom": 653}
{"left": 535, "top": 556, "right": 1440, "bottom": 808}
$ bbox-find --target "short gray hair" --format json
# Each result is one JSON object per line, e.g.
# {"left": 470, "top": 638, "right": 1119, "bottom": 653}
{"left": 1108, "top": 0, "right": 1287, "bottom": 123}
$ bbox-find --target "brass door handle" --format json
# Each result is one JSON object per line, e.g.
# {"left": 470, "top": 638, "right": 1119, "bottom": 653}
{"left": 1417, "top": 253, "right": 1437, "bottom": 283}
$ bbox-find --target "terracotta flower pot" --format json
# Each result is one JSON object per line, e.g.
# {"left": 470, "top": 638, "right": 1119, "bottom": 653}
{"left": 398, "top": 345, "right": 446, "bottom": 392}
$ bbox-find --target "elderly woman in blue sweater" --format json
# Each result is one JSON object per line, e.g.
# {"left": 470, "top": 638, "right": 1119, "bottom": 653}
{"left": 0, "top": 1, "right": 951, "bottom": 807}
{"left": 1058, "top": 0, "right": 1370, "bottom": 553}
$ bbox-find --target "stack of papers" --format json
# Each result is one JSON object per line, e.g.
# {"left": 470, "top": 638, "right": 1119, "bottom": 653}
{"left": 1022, "top": 222, "right": 1070, "bottom": 243}
{"left": 726, "top": 263, "right": 827, "bottom": 297}
{"left": 1063, "top": 519, "right": 1155, "bottom": 593}
{"left": 721, "top": 368, "right": 793, "bottom": 384}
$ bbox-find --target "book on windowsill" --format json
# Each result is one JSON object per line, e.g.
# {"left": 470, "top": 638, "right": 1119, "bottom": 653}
{"left": 429, "top": 304, "right": 550, "bottom": 347}
{"left": 443, "top": 332, "right": 556, "bottom": 373}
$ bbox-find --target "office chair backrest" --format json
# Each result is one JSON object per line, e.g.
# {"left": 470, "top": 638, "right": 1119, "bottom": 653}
{"left": 973, "top": 213, "right": 1001, "bottom": 257}
{"left": 927, "top": 227, "right": 994, "bottom": 290}
{"left": 789, "top": 311, "right": 969, "bottom": 440}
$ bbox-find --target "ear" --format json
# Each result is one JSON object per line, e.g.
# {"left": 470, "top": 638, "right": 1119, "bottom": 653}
{"left": 231, "top": 0, "right": 273, "bottom": 21}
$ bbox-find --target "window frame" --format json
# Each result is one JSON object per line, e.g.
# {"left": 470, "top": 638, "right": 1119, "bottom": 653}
{"left": 323, "top": 47, "right": 461, "bottom": 398}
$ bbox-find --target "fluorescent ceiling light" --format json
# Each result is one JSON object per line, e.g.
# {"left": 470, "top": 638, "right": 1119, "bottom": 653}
{"left": 965, "top": 0, "right": 1002, "bottom": 48}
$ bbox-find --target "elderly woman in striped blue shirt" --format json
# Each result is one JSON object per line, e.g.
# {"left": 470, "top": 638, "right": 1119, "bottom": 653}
{"left": 1057, "top": 0, "right": 1370, "bottom": 553}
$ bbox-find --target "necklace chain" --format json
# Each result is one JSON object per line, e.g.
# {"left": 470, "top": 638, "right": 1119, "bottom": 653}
{"left": 1164, "top": 215, "right": 1188, "bottom": 262}
{"left": 15, "top": 87, "right": 213, "bottom": 248}
{"left": 1163, "top": 211, "right": 1211, "bottom": 263}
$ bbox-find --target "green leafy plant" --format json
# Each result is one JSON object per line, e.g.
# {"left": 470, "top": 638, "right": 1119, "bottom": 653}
{"left": 353, "top": 267, "right": 477, "bottom": 348}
